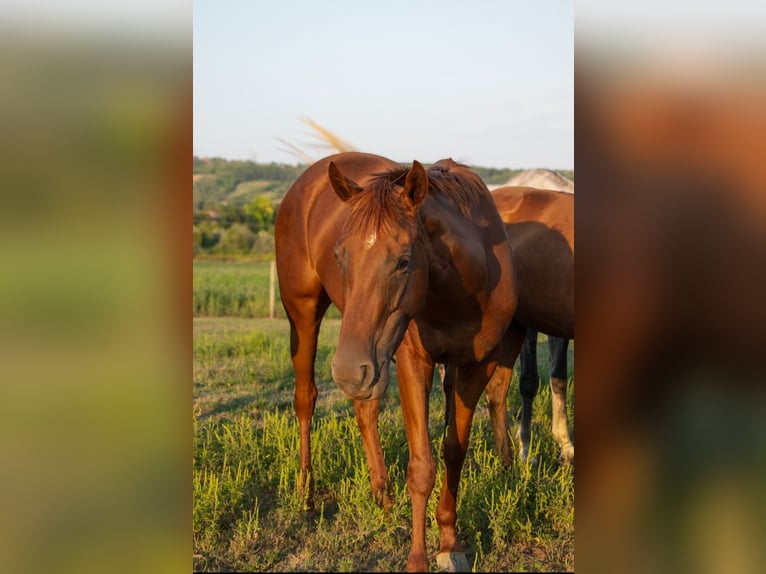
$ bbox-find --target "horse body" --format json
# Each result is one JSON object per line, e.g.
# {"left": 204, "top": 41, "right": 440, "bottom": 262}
{"left": 496, "top": 186, "right": 573, "bottom": 335}
{"left": 275, "top": 151, "right": 517, "bottom": 571}
{"left": 489, "top": 185, "right": 574, "bottom": 464}
{"left": 435, "top": 184, "right": 573, "bottom": 468}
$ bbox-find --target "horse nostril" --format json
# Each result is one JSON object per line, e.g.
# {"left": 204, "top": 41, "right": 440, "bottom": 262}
{"left": 362, "top": 363, "right": 379, "bottom": 386}
{"left": 332, "top": 356, "right": 375, "bottom": 388}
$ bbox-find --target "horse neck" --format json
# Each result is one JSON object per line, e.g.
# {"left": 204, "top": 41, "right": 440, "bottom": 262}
{"left": 418, "top": 195, "right": 490, "bottom": 294}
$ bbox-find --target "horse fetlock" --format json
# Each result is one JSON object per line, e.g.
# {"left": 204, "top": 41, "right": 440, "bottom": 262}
{"left": 298, "top": 471, "right": 315, "bottom": 511}
{"left": 517, "top": 441, "right": 538, "bottom": 467}
{"left": 436, "top": 551, "right": 471, "bottom": 572}
{"left": 372, "top": 483, "right": 395, "bottom": 512}
{"left": 406, "top": 553, "right": 430, "bottom": 573}
{"left": 497, "top": 441, "right": 513, "bottom": 468}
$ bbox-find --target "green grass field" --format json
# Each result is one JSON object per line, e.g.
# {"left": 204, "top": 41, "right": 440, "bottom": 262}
{"left": 193, "top": 260, "right": 341, "bottom": 320}
{"left": 193, "top": 314, "right": 574, "bottom": 572}
{"left": 193, "top": 260, "right": 282, "bottom": 319}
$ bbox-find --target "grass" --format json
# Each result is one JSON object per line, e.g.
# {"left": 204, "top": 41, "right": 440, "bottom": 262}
{"left": 193, "top": 260, "right": 280, "bottom": 319}
{"left": 193, "top": 316, "right": 574, "bottom": 572}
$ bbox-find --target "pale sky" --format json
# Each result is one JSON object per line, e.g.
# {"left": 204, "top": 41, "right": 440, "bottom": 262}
{"left": 1, "top": 1, "right": 760, "bottom": 171}
{"left": 193, "top": 0, "right": 574, "bottom": 170}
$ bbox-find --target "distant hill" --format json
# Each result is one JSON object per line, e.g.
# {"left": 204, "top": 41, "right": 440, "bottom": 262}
{"left": 193, "top": 155, "right": 571, "bottom": 209}
{"left": 193, "top": 155, "right": 573, "bottom": 258}
{"left": 490, "top": 168, "right": 574, "bottom": 193}
{"left": 193, "top": 156, "right": 305, "bottom": 209}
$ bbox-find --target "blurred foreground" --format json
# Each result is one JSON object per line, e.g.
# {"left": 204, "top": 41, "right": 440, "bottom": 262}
{"left": 0, "top": 16, "right": 190, "bottom": 574}
{"left": 576, "top": 5, "right": 766, "bottom": 573}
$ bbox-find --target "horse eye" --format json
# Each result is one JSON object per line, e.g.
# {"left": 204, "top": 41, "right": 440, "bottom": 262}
{"left": 395, "top": 256, "right": 410, "bottom": 272}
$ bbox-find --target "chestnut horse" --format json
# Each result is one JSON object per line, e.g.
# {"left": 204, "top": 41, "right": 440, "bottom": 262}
{"left": 442, "top": 186, "right": 574, "bottom": 466}
{"left": 499, "top": 169, "right": 573, "bottom": 466}
{"left": 486, "top": 186, "right": 574, "bottom": 465}
{"left": 274, "top": 151, "right": 517, "bottom": 571}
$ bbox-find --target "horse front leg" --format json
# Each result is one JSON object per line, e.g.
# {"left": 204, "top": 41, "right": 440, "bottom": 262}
{"left": 284, "top": 293, "right": 330, "bottom": 512}
{"left": 395, "top": 333, "right": 436, "bottom": 572}
{"left": 485, "top": 323, "right": 526, "bottom": 466}
{"left": 435, "top": 359, "right": 497, "bottom": 572}
{"left": 353, "top": 398, "right": 394, "bottom": 511}
{"left": 289, "top": 318, "right": 319, "bottom": 511}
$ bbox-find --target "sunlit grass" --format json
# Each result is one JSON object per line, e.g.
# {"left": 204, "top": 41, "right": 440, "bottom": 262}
{"left": 193, "top": 316, "right": 574, "bottom": 571}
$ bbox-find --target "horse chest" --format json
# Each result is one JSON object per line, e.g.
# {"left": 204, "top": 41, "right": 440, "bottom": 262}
{"left": 416, "top": 314, "right": 502, "bottom": 366}
{"left": 417, "top": 245, "right": 508, "bottom": 364}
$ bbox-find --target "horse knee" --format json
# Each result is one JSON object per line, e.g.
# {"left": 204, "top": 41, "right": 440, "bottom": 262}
{"left": 407, "top": 456, "right": 436, "bottom": 497}
{"left": 294, "top": 384, "right": 318, "bottom": 419}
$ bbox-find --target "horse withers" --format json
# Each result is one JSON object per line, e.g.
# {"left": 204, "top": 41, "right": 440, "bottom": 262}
{"left": 274, "top": 151, "right": 517, "bottom": 572}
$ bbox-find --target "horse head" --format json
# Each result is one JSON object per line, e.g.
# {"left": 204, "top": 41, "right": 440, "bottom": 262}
{"left": 327, "top": 159, "right": 430, "bottom": 400}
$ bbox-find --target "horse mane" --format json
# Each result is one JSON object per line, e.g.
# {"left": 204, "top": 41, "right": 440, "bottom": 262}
{"left": 343, "top": 159, "right": 488, "bottom": 236}
{"left": 426, "top": 158, "right": 488, "bottom": 216}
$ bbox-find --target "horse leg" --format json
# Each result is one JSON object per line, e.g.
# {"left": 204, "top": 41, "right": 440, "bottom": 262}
{"left": 549, "top": 336, "right": 574, "bottom": 464}
{"left": 284, "top": 293, "right": 330, "bottom": 512}
{"left": 485, "top": 323, "right": 526, "bottom": 466}
{"left": 436, "top": 359, "right": 497, "bottom": 572}
{"left": 287, "top": 301, "right": 393, "bottom": 512}
{"left": 395, "top": 332, "right": 436, "bottom": 572}
{"left": 353, "top": 398, "right": 394, "bottom": 511}
{"left": 440, "top": 363, "right": 453, "bottom": 431}
{"left": 517, "top": 328, "right": 540, "bottom": 463}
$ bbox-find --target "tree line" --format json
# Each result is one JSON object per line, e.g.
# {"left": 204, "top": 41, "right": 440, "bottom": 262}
{"left": 193, "top": 155, "right": 571, "bottom": 258}
{"left": 193, "top": 156, "right": 301, "bottom": 257}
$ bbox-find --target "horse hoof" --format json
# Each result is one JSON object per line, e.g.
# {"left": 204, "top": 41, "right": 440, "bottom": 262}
{"left": 558, "top": 455, "right": 574, "bottom": 467}
{"left": 436, "top": 552, "right": 470, "bottom": 572}
{"left": 559, "top": 446, "right": 575, "bottom": 466}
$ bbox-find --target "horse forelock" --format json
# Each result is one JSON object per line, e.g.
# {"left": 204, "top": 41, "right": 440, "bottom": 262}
{"left": 343, "top": 168, "right": 414, "bottom": 239}
{"left": 341, "top": 161, "right": 488, "bottom": 238}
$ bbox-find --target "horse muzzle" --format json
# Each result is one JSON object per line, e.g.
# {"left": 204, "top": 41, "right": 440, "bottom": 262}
{"left": 331, "top": 356, "right": 390, "bottom": 401}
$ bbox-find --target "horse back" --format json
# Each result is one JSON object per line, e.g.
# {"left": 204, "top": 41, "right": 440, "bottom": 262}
{"left": 492, "top": 186, "right": 574, "bottom": 338}
{"left": 493, "top": 186, "right": 574, "bottom": 247}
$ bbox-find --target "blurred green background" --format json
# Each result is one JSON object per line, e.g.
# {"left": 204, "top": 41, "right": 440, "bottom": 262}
{"left": 0, "top": 16, "right": 190, "bottom": 574}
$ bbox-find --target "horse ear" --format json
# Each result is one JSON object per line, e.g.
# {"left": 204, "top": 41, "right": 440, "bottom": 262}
{"left": 403, "top": 160, "right": 428, "bottom": 210}
{"left": 328, "top": 161, "right": 363, "bottom": 202}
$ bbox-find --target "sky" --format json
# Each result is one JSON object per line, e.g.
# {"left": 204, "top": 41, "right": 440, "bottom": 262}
{"left": 193, "top": 0, "right": 573, "bottom": 170}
